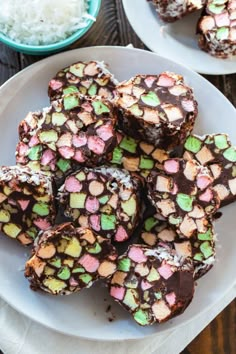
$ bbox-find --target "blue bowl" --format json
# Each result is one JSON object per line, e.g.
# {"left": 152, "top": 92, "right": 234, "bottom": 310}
{"left": 0, "top": 0, "right": 101, "bottom": 55}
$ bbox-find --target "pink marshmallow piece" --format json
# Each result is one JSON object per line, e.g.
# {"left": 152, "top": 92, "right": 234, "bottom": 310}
{"left": 96, "top": 124, "right": 114, "bottom": 141}
{"left": 165, "top": 292, "right": 176, "bottom": 306}
{"left": 128, "top": 246, "right": 147, "bottom": 263}
{"left": 215, "top": 12, "right": 230, "bottom": 27}
{"left": 89, "top": 214, "right": 101, "bottom": 231}
{"left": 199, "top": 188, "right": 213, "bottom": 202}
{"left": 164, "top": 159, "right": 179, "bottom": 174}
{"left": 58, "top": 146, "right": 74, "bottom": 159}
{"left": 197, "top": 175, "right": 212, "bottom": 190}
{"left": 88, "top": 136, "right": 105, "bottom": 155}
{"left": 158, "top": 263, "right": 173, "bottom": 279}
{"left": 41, "top": 149, "right": 55, "bottom": 165}
{"left": 114, "top": 225, "right": 129, "bottom": 242}
{"left": 74, "top": 150, "right": 85, "bottom": 163}
{"left": 157, "top": 74, "right": 175, "bottom": 87}
{"left": 141, "top": 280, "right": 153, "bottom": 290}
{"left": 34, "top": 218, "right": 51, "bottom": 231}
{"left": 110, "top": 286, "right": 125, "bottom": 300}
{"left": 49, "top": 79, "right": 63, "bottom": 90}
{"left": 29, "top": 135, "right": 39, "bottom": 147}
{"left": 18, "top": 199, "right": 30, "bottom": 211}
{"left": 144, "top": 76, "right": 156, "bottom": 88}
{"left": 79, "top": 254, "right": 100, "bottom": 273}
{"left": 72, "top": 134, "right": 87, "bottom": 148}
{"left": 181, "top": 100, "right": 194, "bottom": 112}
{"left": 65, "top": 176, "right": 82, "bottom": 192}
{"left": 85, "top": 196, "right": 99, "bottom": 213}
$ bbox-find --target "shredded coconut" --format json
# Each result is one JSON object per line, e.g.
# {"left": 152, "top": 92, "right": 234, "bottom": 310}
{"left": 0, "top": 0, "right": 94, "bottom": 45}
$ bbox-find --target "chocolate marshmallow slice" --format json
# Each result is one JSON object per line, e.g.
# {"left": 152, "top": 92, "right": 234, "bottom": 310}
{"left": 108, "top": 244, "right": 194, "bottom": 326}
{"left": 115, "top": 73, "right": 198, "bottom": 149}
{"left": 140, "top": 212, "right": 216, "bottom": 279}
{"left": 48, "top": 60, "right": 118, "bottom": 102}
{"left": 184, "top": 133, "right": 236, "bottom": 206}
{"left": 197, "top": 0, "right": 236, "bottom": 58}
{"left": 0, "top": 165, "right": 57, "bottom": 245}
{"left": 147, "top": 158, "right": 220, "bottom": 237}
{"left": 16, "top": 94, "right": 118, "bottom": 184}
{"left": 148, "top": 0, "right": 206, "bottom": 22}
{"left": 25, "top": 222, "right": 118, "bottom": 294}
{"left": 57, "top": 166, "right": 141, "bottom": 242}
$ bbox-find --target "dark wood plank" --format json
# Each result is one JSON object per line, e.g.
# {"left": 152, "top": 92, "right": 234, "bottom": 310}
{"left": 181, "top": 299, "right": 236, "bottom": 354}
{"left": 0, "top": 43, "right": 20, "bottom": 85}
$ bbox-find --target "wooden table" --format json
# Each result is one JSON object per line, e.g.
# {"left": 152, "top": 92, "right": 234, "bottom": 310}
{"left": 0, "top": 1, "right": 235, "bottom": 353}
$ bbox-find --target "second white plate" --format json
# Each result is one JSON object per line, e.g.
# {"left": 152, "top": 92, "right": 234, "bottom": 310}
{"left": 123, "top": 0, "right": 236, "bottom": 75}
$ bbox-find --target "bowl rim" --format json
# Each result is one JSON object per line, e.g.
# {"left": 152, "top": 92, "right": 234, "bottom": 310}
{"left": 0, "top": 0, "right": 101, "bottom": 52}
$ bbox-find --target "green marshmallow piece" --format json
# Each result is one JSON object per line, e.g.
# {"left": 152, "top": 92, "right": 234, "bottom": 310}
{"left": 111, "top": 147, "right": 123, "bottom": 164}
{"left": 0, "top": 209, "right": 10, "bottom": 222}
{"left": 92, "top": 101, "right": 110, "bottom": 115}
{"left": 216, "top": 27, "right": 229, "bottom": 40}
{"left": 57, "top": 266, "right": 71, "bottom": 280}
{"left": 198, "top": 228, "right": 213, "bottom": 241}
{"left": 194, "top": 253, "right": 204, "bottom": 261}
{"left": 223, "top": 147, "right": 236, "bottom": 162}
{"left": 176, "top": 193, "right": 194, "bottom": 212}
{"left": 120, "top": 136, "right": 137, "bottom": 153}
{"left": 52, "top": 112, "right": 67, "bottom": 126}
{"left": 123, "top": 289, "right": 139, "bottom": 310}
{"left": 141, "top": 91, "right": 160, "bottom": 107}
{"left": 121, "top": 196, "right": 136, "bottom": 216}
{"left": 154, "top": 291, "right": 162, "bottom": 300}
{"left": 63, "top": 86, "right": 79, "bottom": 95}
{"left": 87, "top": 242, "right": 102, "bottom": 254}
{"left": 56, "top": 158, "right": 71, "bottom": 172}
{"left": 88, "top": 84, "right": 97, "bottom": 96}
{"left": 168, "top": 215, "right": 182, "bottom": 225}
{"left": 184, "top": 136, "right": 202, "bottom": 153}
{"left": 72, "top": 267, "right": 85, "bottom": 273}
{"left": 200, "top": 241, "right": 214, "bottom": 259}
{"left": 147, "top": 267, "right": 160, "bottom": 282}
{"left": 101, "top": 214, "right": 116, "bottom": 230}
{"left": 70, "top": 193, "right": 86, "bottom": 209}
{"left": 79, "top": 273, "right": 92, "bottom": 284}
{"left": 26, "top": 228, "right": 37, "bottom": 240}
{"left": 208, "top": 3, "right": 225, "bottom": 14}
{"left": 70, "top": 63, "right": 85, "bottom": 77}
{"left": 32, "top": 203, "right": 50, "bottom": 216}
{"left": 75, "top": 171, "right": 86, "bottom": 181}
{"left": 39, "top": 130, "right": 58, "bottom": 144}
{"left": 49, "top": 258, "right": 61, "bottom": 268}
{"left": 43, "top": 278, "right": 66, "bottom": 293}
{"left": 28, "top": 145, "right": 42, "bottom": 160}
{"left": 214, "top": 135, "right": 229, "bottom": 149}
{"left": 99, "top": 195, "right": 109, "bottom": 204}
{"left": 129, "top": 104, "right": 143, "bottom": 116}
{"left": 134, "top": 309, "right": 150, "bottom": 326}
{"left": 144, "top": 217, "right": 159, "bottom": 232}
{"left": 118, "top": 258, "right": 131, "bottom": 271}
{"left": 3, "top": 223, "right": 22, "bottom": 238}
{"left": 140, "top": 156, "right": 154, "bottom": 169}
{"left": 63, "top": 95, "right": 79, "bottom": 110}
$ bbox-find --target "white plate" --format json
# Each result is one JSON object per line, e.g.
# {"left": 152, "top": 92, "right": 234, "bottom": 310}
{"left": 122, "top": 0, "right": 236, "bottom": 75}
{"left": 0, "top": 46, "right": 236, "bottom": 341}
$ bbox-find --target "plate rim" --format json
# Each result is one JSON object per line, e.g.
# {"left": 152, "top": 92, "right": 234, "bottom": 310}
{"left": 0, "top": 45, "right": 236, "bottom": 341}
